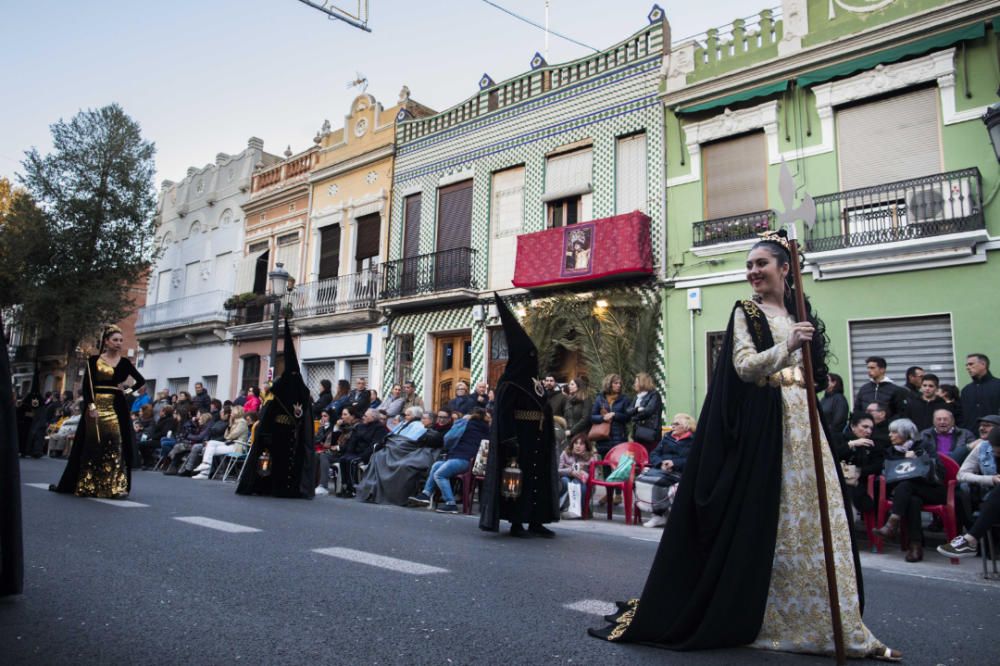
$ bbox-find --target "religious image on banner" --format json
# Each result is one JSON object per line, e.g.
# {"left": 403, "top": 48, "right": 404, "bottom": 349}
{"left": 561, "top": 223, "right": 594, "bottom": 278}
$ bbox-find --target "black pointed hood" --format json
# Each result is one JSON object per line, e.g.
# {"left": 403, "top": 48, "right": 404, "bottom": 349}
{"left": 494, "top": 293, "right": 539, "bottom": 386}
{"left": 270, "top": 318, "right": 310, "bottom": 406}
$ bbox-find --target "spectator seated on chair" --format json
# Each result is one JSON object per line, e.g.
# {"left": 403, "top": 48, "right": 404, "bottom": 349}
{"left": 643, "top": 413, "right": 696, "bottom": 528}
{"left": 316, "top": 409, "right": 356, "bottom": 495}
{"left": 832, "top": 412, "right": 887, "bottom": 518}
{"left": 177, "top": 411, "right": 221, "bottom": 477}
{"left": 354, "top": 407, "right": 437, "bottom": 506}
{"left": 939, "top": 428, "right": 1000, "bottom": 559}
{"left": 917, "top": 408, "right": 976, "bottom": 466}
{"left": 134, "top": 404, "right": 158, "bottom": 468}
{"left": 954, "top": 425, "right": 1000, "bottom": 529}
{"left": 192, "top": 406, "right": 248, "bottom": 479}
{"left": 328, "top": 408, "right": 387, "bottom": 498}
{"left": 873, "top": 418, "right": 947, "bottom": 562}
{"left": 409, "top": 408, "right": 490, "bottom": 513}
{"left": 557, "top": 434, "right": 598, "bottom": 519}
{"left": 164, "top": 412, "right": 211, "bottom": 476}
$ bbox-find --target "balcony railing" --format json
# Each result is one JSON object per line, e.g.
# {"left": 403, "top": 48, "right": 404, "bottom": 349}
{"left": 225, "top": 292, "right": 295, "bottom": 327}
{"left": 693, "top": 209, "right": 774, "bottom": 247}
{"left": 136, "top": 290, "right": 231, "bottom": 333}
{"left": 805, "top": 168, "right": 984, "bottom": 253}
{"left": 291, "top": 268, "right": 380, "bottom": 318}
{"left": 380, "top": 247, "right": 477, "bottom": 300}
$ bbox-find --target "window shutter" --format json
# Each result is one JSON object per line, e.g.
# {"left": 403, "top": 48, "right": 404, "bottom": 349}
{"left": 274, "top": 234, "right": 301, "bottom": 282}
{"left": 318, "top": 225, "right": 341, "bottom": 280}
{"left": 491, "top": 167, "right": 525, "bottom": 237}
{"left": 836, "top": 86, "right": 941, "bottom": 191}
{"left": 703, "top": 132, "right": 767, "bottom": 219}
{"left": 234, "top": 250, "right": 267, "bottom": 294}
{"left": 436, "top": 180, "right": 473, "bottom": 251}
{"left": 355, "top": 213, "right": 381, "bottom": 263}
{"left": 349, "top": 359, "right": 370, "bottom": 385}
{"left": 156, "top": 269, "right": 172, "bottom": 302}
{"left": 183, "top": 262, "right": 201, "bottom": 297}
{"left": 848, "top": 315, "right": 955, "bottom": 397}
{"left": 616, "top": 133, "right": 647, "bottom": 214}
{"left": 544, "top": 148, "right": 593, "bottom": 201}
{"left": 404, "top": 194, "right": 422, "bottom": 259}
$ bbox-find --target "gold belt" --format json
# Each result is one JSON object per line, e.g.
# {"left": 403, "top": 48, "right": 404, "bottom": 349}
{"left": 514, "top": 410, "right": 543, "bottom": 422}
{"left": 757, "top": 366, "right": 806, "bottom": 388}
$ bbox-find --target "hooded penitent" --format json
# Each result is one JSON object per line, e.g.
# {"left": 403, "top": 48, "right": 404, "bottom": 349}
{"left": 479, "top": 293, "right": 559, "bottom": 531}
{"left": 237, "top": 319, "right": 315, "bottom": 499}
{"left": 16, "top": 365, "right": 42, "bottom": 457}
{"left": 0, "top": 311, "right": 24, "bottom": 595}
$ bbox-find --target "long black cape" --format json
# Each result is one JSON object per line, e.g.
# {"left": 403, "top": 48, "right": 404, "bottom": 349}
{"left": 0, "top": 311, "right": 24, "bottom": 596}
{"left": 589, "top": 300, "right": 863, "bottom": 648}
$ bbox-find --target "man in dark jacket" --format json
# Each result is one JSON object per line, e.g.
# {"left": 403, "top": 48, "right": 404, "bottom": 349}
{"left": 543, "top": 376, "right": 567, "bottom": 419}
{"left": 334, "top": 408, "right": 388, "bottom": 497}
{"left": 191, "top": 382, "right": 212, "bottom": 414}
{"left": 960, "top": 353, "right": 1000, "bottom": 431}
{"left": 907, "top": 373, "right": 946, "bottom": 432}
{"left": 853, "top": 356, "right": 906, "bottom": 418}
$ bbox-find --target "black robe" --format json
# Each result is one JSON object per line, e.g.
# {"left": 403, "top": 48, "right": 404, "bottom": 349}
{"left": 0, "top": 312, "right": 24, "bottom": 596}
{"left": 236, "top": 320, "right": 315, "bottom": 499}
{"left": 51, "top": 356, "right": 143, "bottom": 495}
{"left": 16, "top": 394, "right": 41, "bottom": 457}
{"left": 589, "top": 301, "right": 863, "bottom": 648}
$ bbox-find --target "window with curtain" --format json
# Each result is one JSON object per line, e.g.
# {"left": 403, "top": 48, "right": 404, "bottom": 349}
{"left": 274, "top": 232, "right": 301, "bottom": 282}
{"left": 702, "top": 131, "right": 767, "bottom": 219}
{"left": 544, "top": 147, "right": 593, "bottom": 228}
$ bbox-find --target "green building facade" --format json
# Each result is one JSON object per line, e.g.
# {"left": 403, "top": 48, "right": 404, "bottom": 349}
{"left": 660, "top": 0, "right": 1000, "bottom": 416}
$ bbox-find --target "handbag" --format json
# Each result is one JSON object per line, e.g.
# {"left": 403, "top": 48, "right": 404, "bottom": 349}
{"left": 634, "top": 468, "right": 681, "bottom": 513}
{"left": 605, "top": 453, "right": 635, "bottom": 482}
{"left": 588, "top": 408, "right": 611, "bottom": 442}
{"left": 634, "top": 424, "right": 658, "bottom": 445}
{"left": 471, "top": 439, "right": 490, "bottom": 477}
{"left": 883, "top": 454, "right": 937, "bottom": 485}
{"left": 840, "top": 462, "right": 860, "bottom": 487}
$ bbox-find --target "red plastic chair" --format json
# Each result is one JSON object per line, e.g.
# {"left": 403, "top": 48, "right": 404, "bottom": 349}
{"left": 874, "top": 455, "right": 961, "bottom": 564}
{"left": 584, "top": 442, "right": 650, "bottom": 525}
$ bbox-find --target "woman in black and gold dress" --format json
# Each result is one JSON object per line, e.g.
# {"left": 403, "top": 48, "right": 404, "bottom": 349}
{"left": 51, "top": 325, "right": 144, "bottom": 499}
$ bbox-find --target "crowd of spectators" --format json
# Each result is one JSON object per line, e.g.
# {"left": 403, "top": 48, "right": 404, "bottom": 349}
{"left": 18, "top": 350, "right": 1000, "bottom": 558}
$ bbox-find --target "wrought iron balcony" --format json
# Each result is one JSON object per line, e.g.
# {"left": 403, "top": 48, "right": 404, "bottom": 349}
{"left": 805, "top": 168, "right": 984, "bottom": 253}
{"left": 692, "top": 209, "right": 774, "bottom": 247}
{"left": 380, "top": 247, "right": 477, "bottom": 300}
{"left": 291, "top": 268, "right": 379, "bottom": 318}
{"left": 136, "top": 290, "right": 231, "bottom": 334}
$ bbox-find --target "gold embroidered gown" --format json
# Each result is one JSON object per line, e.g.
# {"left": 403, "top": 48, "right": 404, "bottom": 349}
{"left": 51, "top": 355, "right": 144, "bottom": 499}
{"left": 732, "top": 310, "right": 887, "bottom": 657}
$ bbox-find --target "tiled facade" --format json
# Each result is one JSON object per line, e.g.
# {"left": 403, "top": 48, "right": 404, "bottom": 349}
{"left": 382, "top": 9, "right": 668, "bottom": 406}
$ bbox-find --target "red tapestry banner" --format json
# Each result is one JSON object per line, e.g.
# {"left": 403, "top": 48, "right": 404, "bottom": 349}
{"left": 512, "top": 211, "right": 653, "bottom": 289}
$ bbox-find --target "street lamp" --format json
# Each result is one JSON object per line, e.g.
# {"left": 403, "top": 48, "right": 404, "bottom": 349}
{"left": 267, "top": 262, "right": 291, "bottom": 381}
{"left": 984, "top": 100, "right": 1000, "bottom": 163}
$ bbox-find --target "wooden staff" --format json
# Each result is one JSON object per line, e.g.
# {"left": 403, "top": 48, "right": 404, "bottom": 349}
{"left": 786, "top": 225, "right": 846, "bottom": 666}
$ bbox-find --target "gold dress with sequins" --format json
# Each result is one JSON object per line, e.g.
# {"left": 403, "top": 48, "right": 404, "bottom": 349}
{"left": 51, "top": 355, "right": 144, "bottom": 499}
{"left": 732, "top": 311, "right": 888, "bottom": 657}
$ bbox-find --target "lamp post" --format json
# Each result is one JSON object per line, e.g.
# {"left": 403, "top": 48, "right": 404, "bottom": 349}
{"left": 267, "top": 262, "right": 291, "bottom": 382}
{"left": 984, "top": 100, "right": 1000, "bottom": 163}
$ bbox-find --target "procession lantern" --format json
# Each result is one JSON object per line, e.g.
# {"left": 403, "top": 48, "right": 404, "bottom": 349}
{"left": 257, "top": 449, "right": 271, "bottom": 477}
{"left": 501, "top": 458, "right": 522, "bottom": 499}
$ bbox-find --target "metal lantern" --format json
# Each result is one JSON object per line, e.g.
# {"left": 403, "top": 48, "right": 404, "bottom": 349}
{"left": 984, "top": 100, "right": 1000, "bottom": 164}
{"left": 501, "top": 458, "right": 522, "bottom": 499}
{"left": 257, "top": 449, "right": 272, "bottom": 477}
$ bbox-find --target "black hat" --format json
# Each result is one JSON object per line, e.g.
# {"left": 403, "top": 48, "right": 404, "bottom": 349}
{"left": 493, "top": 293, "right": 539, "bottom": 386}
{"left": 270, "top": 318, "right": 310, "bottom": 406}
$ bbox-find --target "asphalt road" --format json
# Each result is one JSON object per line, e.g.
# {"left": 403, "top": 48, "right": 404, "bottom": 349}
{"left": 3, "top": 457, "right": 999, "bottom": 665}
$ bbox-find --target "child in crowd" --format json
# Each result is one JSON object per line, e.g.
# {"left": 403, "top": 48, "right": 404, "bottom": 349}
{"left": 558, "top": 434, "right": 598, "bottom": 518}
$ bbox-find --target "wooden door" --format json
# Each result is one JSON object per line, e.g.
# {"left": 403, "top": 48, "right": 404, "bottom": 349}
{"left": 434, "top": 333, "right": 471, "bottom": 411}
{"left": 487, "top": 328, "right": 508, "bottom": 389}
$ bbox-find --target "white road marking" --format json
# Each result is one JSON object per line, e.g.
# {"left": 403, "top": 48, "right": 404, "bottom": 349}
{"left": 173, "top": 516, "right": 261, "bottom": 533}
{"left": 629, "top": 536, "right": 660, "bottom": 543}
{"left": 563, "top": 599, "right": 618, "bottom": 616}
{"left": 89, "top": 498, "right": 149, "bottom": 507}
{"left": 25, "top": 483, "right": 51, "bottom": 489}
{"left": 873, "top": 567, "right": 1000, "bottom": 588}
{"left": 312, "top": 547, "right": 448, "bottom": 575}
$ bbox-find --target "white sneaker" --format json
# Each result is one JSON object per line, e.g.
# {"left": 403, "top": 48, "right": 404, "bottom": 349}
{"left": 192, "top": 472, "right": 210, "bottom": 480}
{"left": 643, "top": 514, "right": 667, "bottom": 528}
{"left": 315, "top": 486, "right": 329, "bottom": 496}
{"left": 193, "top": 463, "right": 210, "bottom": 472}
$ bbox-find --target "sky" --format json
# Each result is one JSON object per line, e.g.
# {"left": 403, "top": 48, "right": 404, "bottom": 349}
{"left": 1, "top": 0, "right": 762, "bottom": 185}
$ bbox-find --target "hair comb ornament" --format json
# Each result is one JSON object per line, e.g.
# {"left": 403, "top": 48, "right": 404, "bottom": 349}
{"left": 103, "top": 324, "right": 123, "bottom": 337}
{"left": 757, "top": 228, "right": 791, "bottom": 252}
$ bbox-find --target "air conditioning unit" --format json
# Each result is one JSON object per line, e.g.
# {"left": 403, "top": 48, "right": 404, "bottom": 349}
{"left": 907, "top": 178, "right": 973, "bottom": 223}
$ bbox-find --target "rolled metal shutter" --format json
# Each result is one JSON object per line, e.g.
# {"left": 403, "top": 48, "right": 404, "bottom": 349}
{"left": 403, "top": 194, "right": 422, "bottom": 259}
{"left": 349, "top": 359, "right": 370, "bottom": 385}
{"left": 544, "top": 148, "right": 592, "bottom": 201}
{"left": 702, "top": 131, "right": 767, "bottom": 219}
{"left": 318, "top": 225, "right": 340, "bottom": 280}
{"left": 848, "top": 315, "right": 955, "bottom": 398}
{"left": 616, "top": 133, "right": 647, "bottom": 214}
{"left": 837, "top": 86, "right": 941, "bottom": 191}
{"left": 436, "top": 180, "right": 473, "bottom": 251}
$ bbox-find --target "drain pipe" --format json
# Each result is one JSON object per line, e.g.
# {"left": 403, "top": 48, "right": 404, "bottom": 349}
{"left": 686, "top": 287, "right": 702, "bottom": 412}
